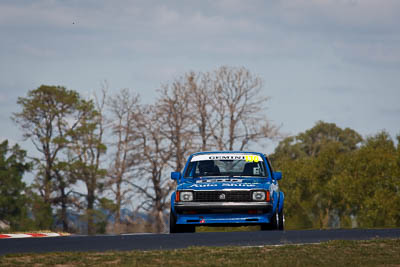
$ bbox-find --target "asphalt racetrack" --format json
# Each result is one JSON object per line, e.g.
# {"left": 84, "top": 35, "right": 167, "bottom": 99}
{"left": 1, "top": 228, "right": 400, "bottom": 255}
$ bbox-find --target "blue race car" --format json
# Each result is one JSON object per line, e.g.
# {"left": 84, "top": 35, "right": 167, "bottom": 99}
{"left": 170, "top": 151, "right": 284, "bottom": 233}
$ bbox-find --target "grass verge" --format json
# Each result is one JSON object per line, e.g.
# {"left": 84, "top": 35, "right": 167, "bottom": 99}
{"left": 1, "top": 239, "right": 399, "bottom": 266}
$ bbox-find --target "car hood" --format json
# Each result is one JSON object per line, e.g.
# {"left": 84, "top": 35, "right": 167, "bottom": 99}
{"left": 177, "top": 177, "right": 270, "bottom": 191}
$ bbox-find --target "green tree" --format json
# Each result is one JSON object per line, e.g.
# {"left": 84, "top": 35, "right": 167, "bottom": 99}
{"left": 12, "top": 85, "right": 95, "bottom": 231}
{"left": 272, "top": 121, "right": 363, "bottom": 229}
{"left": 26, "top": 189, "right": 54, "bottom": 230}
{"left": 273, "top": 121, "right": 362, "bottom": 160}
{"left": 310, "top": 141, "right": 345, "bottom": 228}
{"left": 275, "top": 156, "right": 315, "bottom": 229}
{"left": 0, "top": 140, "right": 31, "bottom": 230}
{"left": 68, "top": 92, "right": 107, "bottom": 235}
{"left": 339, "top": 131, "right": 400, "bottom": 228}
{"left": 273, "top": 122, "right": 400, "bottom": 230}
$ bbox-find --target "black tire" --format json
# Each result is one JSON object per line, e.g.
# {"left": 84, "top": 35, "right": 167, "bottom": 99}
{"left": 183, "top": 224, "right": 196, "bottom": 233}
{"left": 170, "top": 209, "right": 196, "bottom": 233}
{"left": 270, "top": 212, "right": 278, "bottom": 230}
{"left": 278, "top": 208, "right": 284, "bottom": 231}
{"left": 169, "top": 209, "right": 179, "bottom": 233}
{"left": 260, "top": 212, "right": 277, "bottom": 231}
{"left": 260, "top": 223, "right": 271, "bottom": 231}
{"left": 261, "top": 209, "right": 284, "bottom": 231}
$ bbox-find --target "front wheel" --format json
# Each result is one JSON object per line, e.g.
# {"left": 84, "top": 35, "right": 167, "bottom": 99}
{"left": 260, "top": 212, "right": 276, "bottom": 231}
{"left": 169, "top": 209, "right": 196, "bottom": 233}
{"left": 278, "top": 209, "right": 284, "bottom": 230}
{"left": 260, "top": 210, "right": 284, "bottom": 231}
{"left": 169, "top": 209, "right": 179, "bottom": 233}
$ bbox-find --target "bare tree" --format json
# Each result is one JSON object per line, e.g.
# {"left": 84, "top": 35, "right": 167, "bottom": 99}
{"left": 106, "top": 88, "right": 142, "bottom": 233}
{"left": 157, "top": 78, "right": 195, "bottom": 171}
{"left": 164, "top": 67, "right": 279, "bottom": 153}
{"left": 187, "top": 71, "right": 216, "bottom": 151}
{"left": 209, "top": 66, "right": 279, "bottom": 150}
{"left": 102, "top": 66, "right": 279, "bottom": 233}
{"left": 130, "top": 105, "right": 175, "bottom": 233}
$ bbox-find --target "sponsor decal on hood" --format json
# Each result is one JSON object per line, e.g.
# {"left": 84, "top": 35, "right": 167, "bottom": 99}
{"left": 177, "top": 179, "right": 270, "bottom": 191}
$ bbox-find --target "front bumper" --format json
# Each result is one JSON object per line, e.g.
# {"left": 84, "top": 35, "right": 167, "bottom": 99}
{"left": 175, "top": 212, "right": 272, "bottom": 225}
{"left": 175, "top": 201, "right": 272, "bottom": 213}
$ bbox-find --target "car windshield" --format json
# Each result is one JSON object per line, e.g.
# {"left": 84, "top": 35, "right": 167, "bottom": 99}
{"left": 184, "top": 153, "right": 268, "bottom": 178}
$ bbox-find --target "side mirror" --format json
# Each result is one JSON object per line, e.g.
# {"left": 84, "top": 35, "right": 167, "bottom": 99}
{"left": 171, "top": 171, "right": 181, "bottom": 181}
{"left": 273, "top": 171, "right": 282, "bottom": 180}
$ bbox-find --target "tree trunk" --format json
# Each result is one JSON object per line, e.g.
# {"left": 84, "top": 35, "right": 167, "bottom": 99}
{"left": 87, "top": 187, "right": 95, "bottom": 235}
{"left": 60, "top": 186, "right": 68, "bottom": 232}
{"left": 114, "top": 181, "right": 122, "bottom": 233}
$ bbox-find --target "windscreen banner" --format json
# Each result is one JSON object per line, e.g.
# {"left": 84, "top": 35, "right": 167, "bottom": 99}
{"left": 190, "top": 154, "right": 263, "bottom": 162}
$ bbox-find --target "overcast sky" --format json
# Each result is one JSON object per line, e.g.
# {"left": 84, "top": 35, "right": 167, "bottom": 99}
{"left": 1, "top": 0, "right": 400, "bottom": 156}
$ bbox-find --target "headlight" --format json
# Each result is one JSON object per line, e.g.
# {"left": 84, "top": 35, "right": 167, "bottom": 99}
{"left": 180, "top": 191, "right": 193, "bottom": 202}
{"left": 252, "top": 191, "right": 266, "bottom": 201}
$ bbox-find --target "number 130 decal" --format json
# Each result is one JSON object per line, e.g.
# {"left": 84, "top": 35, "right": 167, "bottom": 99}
{"left": 245, "top": 155, "right": 260, "bottom": 162}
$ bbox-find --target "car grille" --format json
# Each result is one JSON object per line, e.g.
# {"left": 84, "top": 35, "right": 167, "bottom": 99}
{"left": 193, "top": 191, "right": 252, "bottom": 202}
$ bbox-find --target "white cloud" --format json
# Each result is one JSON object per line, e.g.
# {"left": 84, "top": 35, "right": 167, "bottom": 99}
{"left": 0, "top": 0, "right": 399, "bottom": 153}
{"left": 189, "top": 13, "right": 262, "bottom": 34}
{"left": 213, "top": 0, "right": 257, "bottom": 13}
{"left": 153, "top": 5, "right": 181, "bottom": 27}
{"left": 333, "top": 40, "right": 400, "bottom": 67}
{"left": 19, "top": 43, "right": 58, "bottom": 58}
{"left": 0, "top": 0, "right": 144, "bottom": 32}
{"left": 277, "top": 0, "right": 400, "bottom": 33}
{"left": 0, "top": 2, "right": 75, "bottom": 28}
{"left": 2, "top": 0, "right": 399, "bottom": 34}
{"left": 0, "top": 93, "right": 6, "bottom": 103}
